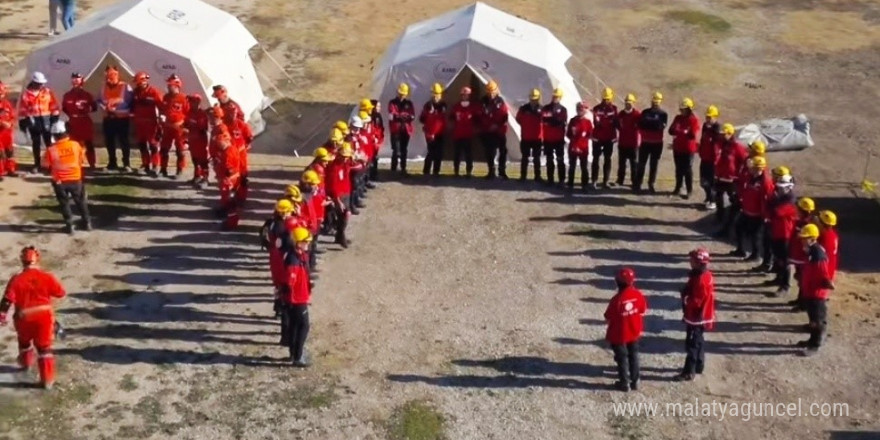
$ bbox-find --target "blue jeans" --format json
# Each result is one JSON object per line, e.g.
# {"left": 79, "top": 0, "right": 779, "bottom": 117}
{"left": 60, "top": 0, "right": 75, "bottom": 30}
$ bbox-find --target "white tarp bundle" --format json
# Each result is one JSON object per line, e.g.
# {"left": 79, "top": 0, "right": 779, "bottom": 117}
{"left": 736, "top": 114, "right": 814, "bottom": 152}
{"left": 371, "top": 1, "right": 582, "bottom": 160}
{"left": 22, "top": 0, "right": 268, "bottom": 133}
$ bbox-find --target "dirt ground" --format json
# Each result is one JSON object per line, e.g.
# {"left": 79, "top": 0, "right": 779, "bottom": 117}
{"left": 1, "top": 1, "right": 880, "bottom": 439}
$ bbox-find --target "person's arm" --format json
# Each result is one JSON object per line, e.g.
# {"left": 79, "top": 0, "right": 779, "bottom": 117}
{"left": 0, "top": 278, "right": 16, "bottom": 325}
{"left": 48, "top": 273, "right": 66, "bottom": 299}
{"left": 603, "top": 298, "right": 614, "bottom": 322}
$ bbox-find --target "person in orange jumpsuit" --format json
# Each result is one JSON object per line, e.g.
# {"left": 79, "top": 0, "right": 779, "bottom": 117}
{"left": 184, "top": 94, "right": 210, "bottom": 188}
{"left": 130, "top": 71, "right": 163, "bottom": 176}
{"left": 61, "top": 73, "right": 98, "bottom": 170}
{"left": 0, "top": 80, "right": 16, "bottom": 178}
{"left": 0, "top": 246, "right": 67, "bottom": 389}
{"left": 159, "top": 74, "right": 189, "bottom": 178}
{"left": 225, "top": 112, "right": 252, "bottom": 204}
{"left": 18, "top": 71, "right": 60, "bottom": 172}
{"left": 212, "top": 85, "right": 245, "bottom": 123}
{"left": 214, "top": 125, "right": 241, "bottom": 230}
{"left": 43, "top": 121, "right": 91, "bottom": 234}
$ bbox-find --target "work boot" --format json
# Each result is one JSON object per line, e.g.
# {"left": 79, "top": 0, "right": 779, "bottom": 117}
{"left": 292, "top": 356, "right": 311, "bottom": 368}
{"left": 728, "top": 248, "right": 747, "bottom": 258}
{"left": 744, "top": 253, "right": 760, "bottom": 262}
{"left": 499, "top": 172, "right": 509, "bottom": 180}
{"left": 800, "top": 347, "right": 819, "bottom": 357}
{"left": 681, "top": 192, "right": 691, "bottom": 200}
{"left": 147, "top": 169, "right": 158, "bottom": 178}
{"left": 82, "top": 220, "right": 93, "bottom": 231}
{"left": 630, "top": 380, "right": 639, "bottom": 391}
{"left": 614, "top": 381, "right": 630, "bottom": 392}
{"left": 63, "top": 224, "right": 75, "bottom": 235}
{"left": 174, "top": 170, "right": 184, "bottom": 180}
{"left": 674, "top": 373, "right": 695, "bottom": 382}
{"left": 366, "top": 181, "right": 376, "bottom": 189}
{"left": 160, "top": 168, "right": 169, "bottom": 178}
{"left": 648, "top": 186, "right": 657, "bottom": 194}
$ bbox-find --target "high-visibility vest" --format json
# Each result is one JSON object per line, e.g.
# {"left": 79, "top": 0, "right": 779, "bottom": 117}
{"left": 18, "top": 87, "right": 59, "bottom": 118}
{"left": 45, "top": 138, "right": 84, "bottom": 182}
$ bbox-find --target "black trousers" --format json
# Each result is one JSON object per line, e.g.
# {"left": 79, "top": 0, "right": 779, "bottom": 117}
{"left": 544, "top": 141, "right": 565, "bottom": 183}
{"left": 423, "top": 135, "right": 444, "bottom": 175}
{"left": 611, "top": 341, "right": 640, "bottom": 384}
{"left": 617, "top": 147, "right": 637, "bottom": 186}
{"left": 591, "top": 140, "right": 614, "bottom": 184}
{"left": 334, "top": 195, "right": 350, "bottom": 243}
{"left": 771, "top": 239, "right": 791, "bottom": 288}
{"left": 519, "top": 140, "right": 542, "bottom": 180}
{"left": 350, "top": 169, "right": 365, "bottom": 208}
{"left": 453, "top": 138, "right": 474, "bottom": 176}
{"left": 804, "top": 299, "right": 827, "bottom": 348}
{"left": 309, "top": 236, "right": 318, "bottom": 270}
{"left": 735, "top": 213, "right": 763, "bottom": 255}
{"left": 683, "top": 325, "right": 705, "bottom": 375}
{"left": 567, "top": 153, "right": 589, "bottom": 188}
{"left": 482, "top": 133, "right": 507, "bottom": 177}
{"left": 28, "top": 121, "right": 52, "bottom": 170}
{"left": 390, "top": 133, "right": 410, "bottom": 172}
{"left": 281, "top": 304, "right": 310, "bottom": 361}
{"left": 673, "top": 152, "right": 694, "bottom": 194}
{"left": 635, "top": 142, "right": 663, "bottom": 190}
{"left": 103, "top": 118, "right": 131, "bottom": 168}
{"left": 699, "top": 161, "right": 715, "bottom": 203}
{"left": 714, "top": 180, "right": 739, "bottom": 228}
{"left": 52, "top": 181, "right": 90, "bottom": 226}
{"left": 761, "top": 225, "right": 773, "bottom": 266}
{"left": 369, "top": 156, "right": 379, "bottom": 181}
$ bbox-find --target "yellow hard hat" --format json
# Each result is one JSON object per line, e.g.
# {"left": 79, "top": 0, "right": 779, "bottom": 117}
{"left": 431, "top": 83, "right": 443, "bottom": 95}
{"left": 651, "top": 91, "right": 663, "bottom": 103}
{"left": 818, "top": 210, "right": 837, "bottom": 227}
{"left": 798, "top": 223, "right": 820, "bottom": 239}
{"left": 749, "top": 140, "right": 766, "bottom": 156}
{"left": 486, "top": 80, "right": 499, "bottom": 93}
{"left": 329, "top": 128, "right": 344, "bottom": 143}
{"left": 275, "top": 199, "right": 295, "bottom": 214}
{"left": 285, "top": 184, "right": 303, "bottom": 203}
{"left": 398, "top": 83, "right": 410, "bottom": 96}
{"left": 292, "top": 226, "right": 312, "bottom": 243}
{"left": 302, "top": 169, "right": 321, "bottom": 185}
{"left": 359, "top": 98, "right": 374, "bottom": 111}
{"left": 340, "top": 143, "right": 353, "bottom": 157}
{"left": 529, "top": 88, "right": 541, "bottom": 100}
{"left": 624, "top": 93, "right": 636, "bottom": 103}
{"left": 771, "top": 165, "right": 791, "bottom": 178}
{"left": 334, "top": 121, "right": 349, "bottom": 134}
{"left": 680, "top": 97, "right": 695, "bottom": 110}
{"left": 797, "top": 197, "right": 816, "bottom": 212}
{"left": 706, "top": 105, "right": 719, "bottom": 118}
{"left": 749, "top": 156, "right": 767, "bottom": 170}
{"left": 314, "top": 146, "right": 331, "bottom": 159}
{"left": 358, "top": 110, "right": 370, "bottom": 121}
{"left": 552, "top": 88, "right": 564, "bottom": 98}
{"left": 721, "top": 123, "right": 735, "bottom": 136}
{"left": 601, "top": 87, "right": 614, "bottom": 101}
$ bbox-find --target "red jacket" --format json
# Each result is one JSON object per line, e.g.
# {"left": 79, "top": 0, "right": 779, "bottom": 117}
{"left": 714, "top": 140, "right": 748, "bottom": 181}
{"left": 541, "top": 102, "right": 568, "bottom": 143}
{"left": 567, "top": 116, "right": 593, "bottom": 157}
{"left": 800, "top": 243, "right": 833, "bottom": 300}
{"left": 739, "top": 172, "right": 774, "bottom": 217}
{"left": 161, "top": 92, "right": 189, "bottom": 124}
{"left": 515, "top": 103, "right": 543, "bottom": 142}
{"left": 3, "top": 267, "right": 66, "bottom": 312}
{"left": 0, "top": 99, "right": 14, "bottom": 147}
{"left": 220, "top": 99, "right": 245, "bottom": 123}
{"left": 62, "top": 88, "right": 97, "bottom": 119}
{"left": 638, "top": 106, "right": 667, "bottom": 144}
{"left": 131, "top": 85, "right": 163, "bottom": 121}
{"left": 265, "top": 214, "right": 292, "bottom": 288}
{"left": 616, "top": 108, "right": 641, "bottom": 149}
{"left": 449, "top": 102, "right": 478, "bottom": 140}
{"left": 282, "top": 250, "right": 311, "bottom": 305}
{"left": 217, "top": 147, "right": 241, "bottom": 184}
{"left": 699, "top": 121, "right": 720, "bottom": 163}
{"left": 669, "top": 113, "right": 700, "bottom": 153}
{"left": 388, "top": 97, "right": 415, "bottom": 136}
{"left": 767, "top": 194, "right": 798, "bottom": 240}
{"left": 604, "top": 286, "right": 647, "bottom": 345}
{"left": 419, "top": 100, "right": 447, "bottom": 140}
{"left": 309, "top": 185, "right": 327, "bottom": 222}
{"left": 185, "top": 108, "right": 210, "bottom": 154}
{"left": 325, "top": 157, "right": 352, "bottom": 197}
{"left": 788, "top": 214, "right": 814, "bottom": 265}
{"left": 592, "top": 102, "right": 618, "bottom": 142}
{"left": 480, "top": 95, "right": 508, "bottom": 135}
{"left": 681, "top": 268, "right": 715, "bottom": 330}
{"left": 370, "top": 109, "right": 385, "bottom": 146}
{"left": 299, "top": 192, "right": 319, "bottom": 232}
{"left": 819, "top": 228, "right": 839, "bottom": 280}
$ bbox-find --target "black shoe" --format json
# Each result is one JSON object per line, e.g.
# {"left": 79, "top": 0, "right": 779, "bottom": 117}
{"left": 366, "top": 182, "right": 376, "bottom": 189}
{"left": 786, "top": 299, "right": 801, "bottom": 306}
{"left": 107, "top": 163, "right": 119, "bottom": 171}
{"left": 751, "top": 264, "right": 770, "bottom": 273}
{"left": 728, "top": 249, "right": 747, "bottom": 257}
{"left": 614, "top": 380, "right": 630, "bottom": 392}
{"left": 674, "top": 373, "right": 695, "bottom": 382}
{"left": 499, "top": 173, "right": 509, "bottom": 180}
{"left": 795, "top": 339, "right": 812, "bottom": 347}
{"left": 744, "top": 253, "right": 760, "bottom": 262}
{"left": 681, "top": 192, "right": 691, "bottom": 200}
{"left": 82, "top": 221, "right": 93, "bottom": 231}
{"left": 147, "top": 170, "right": 158, "bottom": 178}
{"left": 630, "top": 380, "right": 639, "bottom": 391}
{"left": 800, "top": 347, "right": 819, "bottom": 357}
{"left": 350, "top": 208, "right": 360, "bottom": 215}
{"left": 160, "top": 169, "right": 169, "bottom": 178}
{"left": 292, "top": 357, "right": 311, "bottom": 368}
{"left": 648, "top": 186, "right": 657, "bottom": 194}
{"left": 63, "top": 224, "right": 75, "bottom": 235}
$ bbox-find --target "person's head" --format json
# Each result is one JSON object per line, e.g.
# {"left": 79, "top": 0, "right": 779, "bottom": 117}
{"left": 314, "top": 146, "right": 333, "bottom": 163}
{"left": 486, "top": 80, "right": 499, "bottom": 98}
{"left": 601, "top": 87, "right": 613, "bottom": 104}
{"left": 371, "top": 99, "right": 380, "bottom": 113}
{"left": 328, "top": 128, "right": 344, "bottom": 146}
{"left": 216, "top": 130, "right": 231, "bottom": 150}
{"left": 104, "top": 66, "right": 119, "bottom": 86}
{"left": 615, "top": 267, "right": 635, "bottom": 289}
{"left": 292, "top": 227, "right": 312, "bottom": 253}
{"left": 334, "top": 121, "right": 349, "bottom": 137}
{"left": 679, "top": 97, "right": 694, "bottom": 115}
{"left": 689, "top": 248, "right": 710, "bottom": 270}
{"left": 20, "top": 246, "right": 40, "bottom": 268}
{"left": 359, "top": 98, "right": 374, "bottom": 114}
{"left": 775, "top": 174, "right": 794, "bottom": 195}
{"left": 431, "top": 83, "right": 443, "bottom": 103}
{"left": 339, "top": 143, "right": 354, "bottom": 160}
{"left": 275, "top": 198, "right": 295, "bottom": 218}
{"left": 721, "top": 123, "right": 735, "bottom": 141}
{"left": 460, "top": 86, "right": 472, "bottom": 104}
{"left": 29, "top": 71, "right": 48, "bottom": 90}
{"left": 166, "top": 74, "right": 182, "bottom": 94}
{"left": 799, "top": 223, "right": 820, "bottom": 248}
{"left": 529, "top": 88, "right": 541, "bottom": 106}
{"left": 397, "top": 83, "right": 409, "bottom": 99}
{"left": 284, "top": 185, "right": 303, "bottom": 206}
{"left": 552, "top": 88, "right": 563, "bottom": 104}
{"left": 748, "top": 156, "right": 767, "bottom": 176}
{"left": 210, "top": 104, "right": 224, "bottom": 126}
{"left": 623, "top": 93, "right": 635, "bottom": 111}
{"left": 358, "top": 110, "right": 371, "bottom": 127}
{"left": 705, "top": 105, "right": 719, "bottom": 123}
{"left": 134, "top": 71, "right": 150, "bottom": 89}
{"left": 818, "top": 210, "right": 837, "bottom": 230}
{"left": 772, "top": 165, "right": 791, "bottom": 181}
{"left": 576, "top": 100, "right": 588, "bottom": 117}
{"left": 50, "top": 121, "right": 68, "bottom": 139}
{"left": 301, "top": 169, "right": 321, "bottom": 191}
{"left": 797, "top": 197, "right": 815, "bottom": 216}
{"left": 748, "top": 140, "right": 766, "bottom": 158}
{"left": 70, "top": 72, "right": 84, "bottom": 89}
{"left": 349, "top": 115, "right": 363, "bottom": 133}
{"left": 651, "top": 91, "right": 662, "bottom": 108}
{"left": 187, "top": 94, "right": 202, "bottom": 110}
{"left": 212, "top": 85, "right": 229, "bottom": 103}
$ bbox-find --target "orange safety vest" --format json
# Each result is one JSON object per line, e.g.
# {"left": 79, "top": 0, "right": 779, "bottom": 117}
{"left": 102, "top": 82, "right": 129, "bottom": 117}
{"left": 18, "top": 87, "right": 59, "bottom": 118}
{"left": 45, "top": 138, "right": 85, "bottom": 182}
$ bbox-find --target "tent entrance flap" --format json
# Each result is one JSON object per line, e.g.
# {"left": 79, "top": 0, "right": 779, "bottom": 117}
{"left": 83, "top": 51, "right": 135, "bottom": 98}
{"left": 441, "top": 65, "right": 488, "bottom": 163}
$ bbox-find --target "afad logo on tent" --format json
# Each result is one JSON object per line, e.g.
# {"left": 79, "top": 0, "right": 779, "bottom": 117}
{"left": 49, "top": 52, "right": 72, "bottom": 71}
{"left": 155, "top": 60, "right": 178, "bottom": 76}
{"left": 433, "top": 62, "right": 458, "bottom": 81}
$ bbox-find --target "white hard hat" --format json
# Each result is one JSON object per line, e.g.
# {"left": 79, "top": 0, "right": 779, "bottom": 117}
{"left": 776, "top": 174, "right": 794, "bottom": 188}
{"left": 32, "top": 72, "right": 48, "bottom": 84}
{"left": 350, "top": 116, "right": 364, "bottom": 128}
{"left": 50, "top": 121, "right": 67, "bottom": 134}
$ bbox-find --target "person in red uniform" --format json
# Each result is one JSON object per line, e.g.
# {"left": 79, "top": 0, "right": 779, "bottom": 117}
{"left": 300, "top": 170, "right": 325, "bottom": 271}
{"left": 615, "top": 94, "right": 641, "bottom": 187}
{"left": 0, "top": 81, "right": 16, "bottom": 178}
{"left": 307, "top": 148, "right": 334, "bottom": 234}
{"left": 159, "top": 74, "right": 189, "bottom": 178}
{"left": 732, "top": 156, "right": 773, "bottom": 261}
{"left": 184, "top": 94, "right": 210, "bottom": 188}
{"left": 698, "top": 105, "right": 721, "bottom": 210}
{"left": 449, "top": 87, "right": 477, "bottom": 177}
{"left": 566, "top": 101, "right": 593, "bottom": 191}
{"left": 591, "top": 87, "right": 618, "bottom": 189}
{"left": 358, "top": 110, "right": 379, "bottom": 190}
{"left": 214, "top": 125, "right": 241, "bottom": 230}
{"left": 764, "top": 174, "right": 798, "bottom": 296}
{"left": 795, "top": 224, "right": 834, "bottom": 356}
{"left": 419, "top": 83, "right": 447, "bottom": 177}
{"left": 668, "top": 97, "right": 701, "bottom": 199}
{"left": 480, "top": 80, "right": 509, "bottom": 180}
{"left": 61, "top": 73, "right": 98, "bottom": 170}
{"left": 387, "top": 83, "right": 415, "bottom": 175}
{"left": 788, "top": 197, "right": 817, "bottom": 309}
{"left": 676, "top": 248, "right": 716, "bottom": 382}
{"left": 713, "top": 123, "right": 748, "bottom": 235}
{"left": 260, "top": 199, "right": 296, "bottom": 317}
{"left": 0, "top": 246, "right": 66, "bottom": 389}
{"left": 817, "top": 210, "right": 839, "bottom": 281}
{"left": 346, "top": 116, "right": 368, "bottom": 213}
{"left": 604, "top": 267, "right": 647, "bottom": 392}
{"left": 130, "top": 71, "right": 163, "bottom": 175}
{"left": 515, "top": 89, "right": 544, "bottom": 182}
{"left": 541, "top": 88, "right": 568, "bottom": 185}
{"left": 325, "top": 144, "right": 357, "bottom": 248}
{"left": 634, "top": 92, "right": 668, "bottom": 193}
{"left": 212, "top": 85, "right": 245, "bottom": 124}
{"left": 208, "top": 104, "right": 228, "bottom": 179}
{"left": 226, "top": 111, "right": 253, "bottom": 205}
{"left": 365, "top": 99, "right": 384, "bottom": 182}
{"left": 280, "top": 227, "right": 313, "bottom": 367}
{"left": 18, "top": 71, "right": 61, "bottom": 172}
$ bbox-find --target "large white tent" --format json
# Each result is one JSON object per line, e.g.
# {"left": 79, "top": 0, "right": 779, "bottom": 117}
{"left": 23, "top": 0, "right": 268, "bottom": 132}
{"left": 371, "top": 2, "right": 582, "bottom": 161}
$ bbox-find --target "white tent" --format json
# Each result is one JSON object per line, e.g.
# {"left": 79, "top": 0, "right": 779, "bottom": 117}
{"left": 371, "top": 1, "right": 582, "bottom": 161}
{"left": 23, "top": 0, "right": 268, "bottom": 132}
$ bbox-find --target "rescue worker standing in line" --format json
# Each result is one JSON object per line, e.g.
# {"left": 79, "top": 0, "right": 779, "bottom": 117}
{"left": 480, "top": 80, "right": 509, "bottom": 180}
{"left": 260, "top": 199, "right": 295, "bottom": 317}
{"left": 61, "top": 73, "right": 98, "bottom": 170}
{"left": 515, "top": 88, "right": 543, "bottom": 182}
{"left": 0, "top": 246, "right": 67, "bottom": 389}
{"left": 214, "top": 123, "right": 241, "bottom": 231}
{"left": 129, "top": 71, "right": 161, "bottom": 175}
{"left": 0, "top": 81, "right": 17, "bottom": 178}
{"left": 591, "top": 87, "right": 618, "bottom": 189}
{"left": 226, "top": 106, "right": 253, "bottom": 205}
{"left": 732, "top": 156, "right": 773, "bottom": 261}
{"left": 764, "top": 172, "right": 798, "bottom": 297}
{"left": 18, "top": 72, "right": 60, "bottom": 173}
{"left": 788, "top": 197, "right": 817, "bottom": 309}
{"left": 388, "top": 83, "right": 415, "bottom": 176}
{"left": 159, "top": 74, "right": 190, "bottom": 178}
{"left": 300, "top": 170, "right": 324, "bottom": 271}
{"left": 698, "top": 105, "right": 721, "bottom": 210}
{"left": 419, "top": 83, "right": 447, "bottom": 176}
{"left": 615, "top": 94, "right": 640, "bottom": 187}
{"left": 676, "top": 248, "right": 716, "bottom": 382}
{"left": 325, "top": 144, "right": 356, "bottom": 248}
{"left": 604, "top": 267, "right": 647, "bottom": 392}
{"left": 817, "top": 210, "right": 839, "bottom": 282}
{"left": 281, "top": 227, "right": 313, "bottom": 367}
{"left": 184, "top": 94, "right": 210, "bottom": 188}
{"left": 541, "top": 88, "right": 568, "bottom": 186}
{"left": 795, "top": 224, "right": 834, "bottom": 356}
{"left": 669, "top": 97, "right": 701, "bottom": 199}
{"left": 361, "top": 99, "right": 383, "bottom": 183}
{"left": 43, "top": 121, "right": 91, "bottom": 234}
{"left": 212, "top": 85, "right": 245, "bottom": 124}
{"left": 566, "top": 101, "right": 593, "bottom": 191}
{"left": 634, "top": 92, "right": 668, "bottom": 193}
{"left": 713, "top": 124, "right": 748, "bottom": 236}
{"left": 449, "top": 86, "right": 477, "bottom": 177}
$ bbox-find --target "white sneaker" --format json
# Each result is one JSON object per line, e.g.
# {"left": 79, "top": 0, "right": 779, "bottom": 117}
{"left": 705, "top": 201, "right": 717, "bottom": 210}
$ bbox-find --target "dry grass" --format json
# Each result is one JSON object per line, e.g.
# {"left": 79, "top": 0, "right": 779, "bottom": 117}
{"left": 779, "top": 11, "right": 880, "bottom": 53}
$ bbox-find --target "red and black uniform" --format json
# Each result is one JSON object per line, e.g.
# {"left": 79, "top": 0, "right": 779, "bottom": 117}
{"left": 367, "top": 106, "right": 384, "bottom": 181}
{"left": 698, "top": 121, "right": 721, "bottom": 203}
{"left": 604, "top": 286, "right": 647, "bottom": 387}
{"left": 541, "top": 101, "right": 568, "bottom": 184}
{"left": 1, "top": 267, "right": 66, "bottom": 387}
{"left": 449, "top": 101, "right": 478, "bottom": 176}
{"left": 714, "top": 138, "right": 748, "bottom": 229}
{"left": 279, "top": 248, "right": 311, "bottom": 362}
{"left": 160, "top": 91, "right": 190, "bottom": 174}
{"left": 0, "top": 94, "right": 17, "bottom": 176}
{"left": 615, "top": 108, "right": 641, "bottom": 186}
{"left": 734, "top": 171, "right": 774, "bottom": 258}
{"left": 767, "top": 192, "right": 798, "bottom": 290}
{"left": 789, "top": 211, "right": 814, "bottom": 305}
{"left": 591, "top": 101, "right": 618, "bottom": 185}
{"left": 387, "top": 97, "right": 415, "bottom": 173}
{"left": 566, "top": 113, "right": 593, "bottom": 189}
{"left": 635, "top": 105, "right": 668, "bottom": 191}
{"left": 515, "top": 102, "right": 543, "bottom": 181}
{"left": 185, "top": 105, "right": 210, "bottom": 182}
{"left": 131, "top": 85, "right": 163, "bottom": 171}
{"left": 668, "top": 112, "right": 701, "bottom": 195}
{"left": 61, "top": 87, "right": 98, "bottom": 168}
{"left": 419, "top": 99, "right": 447, "bottom": 176}
{"left": 480, "top": 95, "right": 509, "bottom": 178}
{"left": 325, "top": 155, "right": 360, "bottom": 246}
{"left": 819, "top": 227, "right": 839, "bottom": 281}
{"left": 800, "top": 243, "right": 833, "bottom": 349}
{"left": 261, "top": 213, "right": 293, "bottom": 289}
{"left": 680, "top": 267, "right": 715, "bottom": 375}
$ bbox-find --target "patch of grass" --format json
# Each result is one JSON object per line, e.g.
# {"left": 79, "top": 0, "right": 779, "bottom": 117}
{"left": 0, "top": 400, "right": 29, "bottom": 433}
{"left": 666, "top": 10, "right": 732, "bottom": 33}
{"left": 0, "top": 382, "right": 97, "bottom": 438}
{"left": 118, "top": 374, "right": 138, "bottom": 392}
{"left": 665, "top": 78, "right": 700, "bottom": 91}
{"left": 607, "top": 413, "right": 649, "bottom": 440}
{"left": 387, "top": 400, "right": 447, "bottom": 440}
{"left": 133, "top": 395, "right": 163, "bottom": 426}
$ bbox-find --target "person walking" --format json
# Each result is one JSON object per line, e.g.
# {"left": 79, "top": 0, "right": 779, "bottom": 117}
{"left": 42, "top": 121, "right": 91, "bottom": 234}
{"left": 634, "top": 92, "right": 668, "bottom": 193}
{"left": 48, "top": 0, "right": 62, "bottom": 35}
{"left": 676, "top": 248, "right": 716, "bottom": 382}
{"left": 59, "top": 0, "right": 75, "bottom": 30}
{"left": 604, "top": 267, "right": 647, "bottom": 392}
